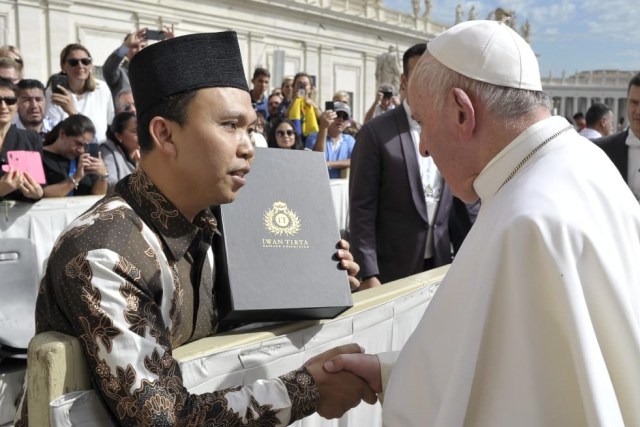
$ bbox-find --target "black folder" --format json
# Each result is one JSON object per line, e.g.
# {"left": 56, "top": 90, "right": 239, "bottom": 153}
{"left": 216, "top": 148, "right": 353, "bottom": 324}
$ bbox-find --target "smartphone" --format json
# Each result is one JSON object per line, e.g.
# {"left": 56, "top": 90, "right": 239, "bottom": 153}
{"left": 325, "top": 101, "right": 335, "bottom": 111}
{"left": 145, "top": 29, "right": 165, "bottom": 41}
{"left": 86, "top": 142, "right": 100, "bottom": 158}
{"left": 50, "top": 74, "right": 68, "bottom": 95}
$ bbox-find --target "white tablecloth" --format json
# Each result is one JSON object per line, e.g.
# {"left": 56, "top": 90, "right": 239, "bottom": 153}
{"left": 0, "top": 196, "right": 102, "bottom": 289}
{"left": 330, "top": 179, "right": 349, "bottom": 234}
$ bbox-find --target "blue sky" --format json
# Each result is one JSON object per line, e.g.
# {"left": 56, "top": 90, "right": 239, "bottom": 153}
{"left": 384, "top": 0, "right": 639, "bottom": 77}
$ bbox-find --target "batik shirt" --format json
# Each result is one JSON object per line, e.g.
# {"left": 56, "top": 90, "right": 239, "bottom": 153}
{"left": 17, "top": 168, "right": 318, "bottom": 426}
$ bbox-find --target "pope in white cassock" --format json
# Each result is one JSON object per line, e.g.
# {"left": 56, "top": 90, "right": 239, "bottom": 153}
{"left": 326, "top": 20, "right": 640, "bottom": 426}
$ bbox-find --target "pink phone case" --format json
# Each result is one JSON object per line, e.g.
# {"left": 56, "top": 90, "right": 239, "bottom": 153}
{"left": 1, "top": 151, "right": 46, "bottom": 184}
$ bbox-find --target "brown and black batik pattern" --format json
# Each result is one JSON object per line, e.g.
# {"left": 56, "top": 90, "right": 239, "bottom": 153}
{"left": 17, "top": 168, "right": 319, "bottom": 426}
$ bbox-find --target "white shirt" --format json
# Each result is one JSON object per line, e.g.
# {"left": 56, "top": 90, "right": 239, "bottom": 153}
{"left": 403, "top": 100, "right": 442, "bottom": 259}
{"left": 625, "top": 128, "right": 640, "bottom": 200}
{"left": 45, "top": 79, "right": 115, "bottom": 144}
{"left": 578, "top": 127, "right": 602, "bottom": 139}
{"left": 381, "top": 116, "right": 640, "bottom": 426}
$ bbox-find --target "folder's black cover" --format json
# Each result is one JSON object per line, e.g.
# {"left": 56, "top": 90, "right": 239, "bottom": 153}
{"left": 216, "top": 148, "right": 353, "bottom": 324}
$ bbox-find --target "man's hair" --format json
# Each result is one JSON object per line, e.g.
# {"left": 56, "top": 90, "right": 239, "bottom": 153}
{"left": 0, "top": 77, "right": 17, "bottom": 93}
{"left": 137, "top": 90, "right": 198, "bottom": 152}
{"left": 293, "top": 72, "right": 312, "bottom": 87}
{"left": 17, "top": 79, "right": 45, "bottom": 93}
{"left": 412, "top": 55, "right": 551, "bottom": 126}
{"left": 402, "top": 43, "right": 427, "bottom": 76}
{"left": 252, "top": 67, "right": 270, "bottom": 80}
{"left": 585, "top": 103, "right": 611, "bottom": 127}
{"left": 628, "top": 72, "right": 640, "bottom": 94}
{"left": 572, "top": 112, "right": 585, "bottom": 121}
{"left": 268, "top": 93, "right": 282, "bottom": 102}
{"left": 44, "top": 114, "right": 96, "bottom": 146}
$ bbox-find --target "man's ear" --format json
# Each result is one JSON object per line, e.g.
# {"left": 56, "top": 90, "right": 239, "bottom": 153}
{"left": 450, "top": 87, "right": 475, "bottom": 140}
{"left": 149, "top": 117, "right": 177, "bottom": 157}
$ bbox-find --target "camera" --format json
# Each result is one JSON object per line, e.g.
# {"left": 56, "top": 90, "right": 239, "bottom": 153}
{"left": 145, "top": 29, "right": 165, "bottom": 41}
{"left": 382, "top": 91, "right": 393, "bottom": 99}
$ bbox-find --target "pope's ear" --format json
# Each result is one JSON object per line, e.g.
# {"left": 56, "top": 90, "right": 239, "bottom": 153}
{"left": 148, "top": 117, "right": 177, "bottom": 157}
{"left": 450, "top": 87, "right": 475, "bottom": 140}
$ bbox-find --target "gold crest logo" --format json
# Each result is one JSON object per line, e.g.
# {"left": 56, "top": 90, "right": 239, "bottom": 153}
{"left": 264, "top": 201, "right": 302, "bottom": 236}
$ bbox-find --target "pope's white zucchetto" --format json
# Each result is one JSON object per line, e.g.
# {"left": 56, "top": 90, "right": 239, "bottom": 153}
{"left": 428, "top": 20, "right": 542, "bottom": 92}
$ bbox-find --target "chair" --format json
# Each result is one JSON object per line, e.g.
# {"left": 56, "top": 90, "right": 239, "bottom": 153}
{"left": 0, "top": 238, "right": 37, "bottom": 359}
{"left": 0, "top": 238, "right": 37, "bottom": 424}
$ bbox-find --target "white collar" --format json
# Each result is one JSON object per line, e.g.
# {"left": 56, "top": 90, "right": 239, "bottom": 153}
{"left": 626, "top": 128, "right": 640, "bottom": 148}
{"left": 474, "top": 116, "right": 573, "bottom": 201}
{"left": 403, "top": 99, "right": 421, "bottom": 130}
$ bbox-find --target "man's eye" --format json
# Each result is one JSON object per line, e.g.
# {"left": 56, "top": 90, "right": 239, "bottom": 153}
{"left": 223, "top": 122, "right": 238, "bottom": 130}
{"left": 247, "top": 127, "right": 255, "bottom": 134}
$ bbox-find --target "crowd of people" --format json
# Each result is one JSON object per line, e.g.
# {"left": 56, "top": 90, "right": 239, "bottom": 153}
{"left": 1, "top": 17, "right": 640, "bottom": 426}
{"left": 0, "top": 28, "right": 375, "bottom": 205}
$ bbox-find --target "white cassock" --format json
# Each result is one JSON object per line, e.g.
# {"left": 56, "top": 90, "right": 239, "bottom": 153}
{"left": 380, "top": 116, "right": 640, "bottom": 426}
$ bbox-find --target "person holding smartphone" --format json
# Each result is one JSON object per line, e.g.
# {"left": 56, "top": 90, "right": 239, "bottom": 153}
{"left": 45, "top": 43, "right": 114, "bottom": 144}
{"left": 41, "top": 114, "right": 108, "bottom": 197}
{"left": 286, "top": 72, "right": 321, "bottom": 145}
{"left": 102, "top": 26, "right": 175, "bottom": 107}
{"left": 363, "top": 83, "right": 398, "bottom": 124}
{"left": 0, "top": 78, "right": 44, "bottom": 201}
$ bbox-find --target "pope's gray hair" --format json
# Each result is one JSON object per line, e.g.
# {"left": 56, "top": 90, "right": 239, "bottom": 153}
{"left": 412, "top": 54, "right": 551, "bottom": 124}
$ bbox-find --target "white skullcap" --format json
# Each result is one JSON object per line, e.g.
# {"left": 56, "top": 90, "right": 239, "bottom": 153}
{"left": 428, "top": 20, "right": 542, "bottom": 91}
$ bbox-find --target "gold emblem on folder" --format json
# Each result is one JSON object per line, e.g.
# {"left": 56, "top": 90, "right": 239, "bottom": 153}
{"left": 264, "top": 201, "right": 302, "bottom": 236}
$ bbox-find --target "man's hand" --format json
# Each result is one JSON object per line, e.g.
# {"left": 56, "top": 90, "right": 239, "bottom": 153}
{"left": 335, "top": 239, "right": 360, "bottom": 291}
{"left": 304, "top": 344, "right": 377, "bottom": 419}
{"left": 324, "top": 352, "right": 382, "bottom": 393}
{"left": 125, "top": 29, "right": 147, "bottom": 49}
{"left": 319, "top": 110, "right": 336, "bottom": 130}
{"left": 358, "top": 276, "right": 381, "bottom": 291}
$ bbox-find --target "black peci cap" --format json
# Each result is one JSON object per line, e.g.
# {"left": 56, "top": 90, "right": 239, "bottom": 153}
{"left": 129, "top": 31, "right": 249, "bottom": 118}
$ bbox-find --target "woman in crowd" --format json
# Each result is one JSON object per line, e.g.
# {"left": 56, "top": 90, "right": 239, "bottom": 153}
{"left": 0, "top": 78, "right": 44, "bottom": 201}
{"left": 42, "top": 114, "right": 108, "bottom": 197}
{"left": 100, "top": 111, "right": 139, "bottom": 192}
{"left": 267, "top": 118, "right": 305, "bottom": 150}
{"left": 46, "top": 43, "right": 114, "bottom": 143}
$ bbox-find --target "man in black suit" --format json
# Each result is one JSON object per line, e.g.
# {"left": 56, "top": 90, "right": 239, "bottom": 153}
{"left": 349, "top": 43, "right": 477, "bottom": 290}
{"left": 594, "top": 72, "right": 640, "bottom": 200}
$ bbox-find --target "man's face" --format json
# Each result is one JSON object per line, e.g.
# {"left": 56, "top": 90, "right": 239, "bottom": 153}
{"left": 408, "top": 55, "right": 477, "bottom": 202}
{"left": 116, "top": 92, "right": 136, "bottom": 114}
{"left": 600, "top": 110, "right": 614, "bottom": 136}
{"left": 268, "top": 95, "right": 281, "bottom": 116}
{"left": 17, "top": 88, "right": 46, "bottom": 127}
{"left": 169, "top": 87, "right": 255, "bottom": 206}
{"left": 400, "top": 55, "right": 421, "bottom": 98}
{"left": 627, "top": 85, "right": 640, "bottom": 137}
{"left": 252, "top": 75, "right": 270, "bottom": 96}
{"left": 281, "top": 80, "right": 293, "bottom": 98}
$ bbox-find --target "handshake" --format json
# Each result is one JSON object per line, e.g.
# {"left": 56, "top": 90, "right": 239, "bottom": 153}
{"left": 303, "top": 343, "right": 382, "bottom": 419}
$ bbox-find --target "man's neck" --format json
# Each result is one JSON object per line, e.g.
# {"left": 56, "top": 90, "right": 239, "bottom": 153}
{"left": 19, "top": 117, "right": 43, "bottom": 133}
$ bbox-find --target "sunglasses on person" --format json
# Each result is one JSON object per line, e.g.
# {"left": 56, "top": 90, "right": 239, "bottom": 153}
{"left": 66, "top": 57, "right": 92, "bottom": 67}
{"left": 276, "top": 129, "right": 295, "bottom": 137}
{"left": 336, "top": 112, "right": 349, "bottom": 120}
{"left": 0, "top": 96, "right": 18, "bottom": 106}
{"left": 13, "top": 57, "right": 23, "bottom": 66}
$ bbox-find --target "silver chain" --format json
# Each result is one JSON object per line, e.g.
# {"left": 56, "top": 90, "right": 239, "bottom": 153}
{"left": 498, "top": 125, "right": 573, "bottom": 191}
